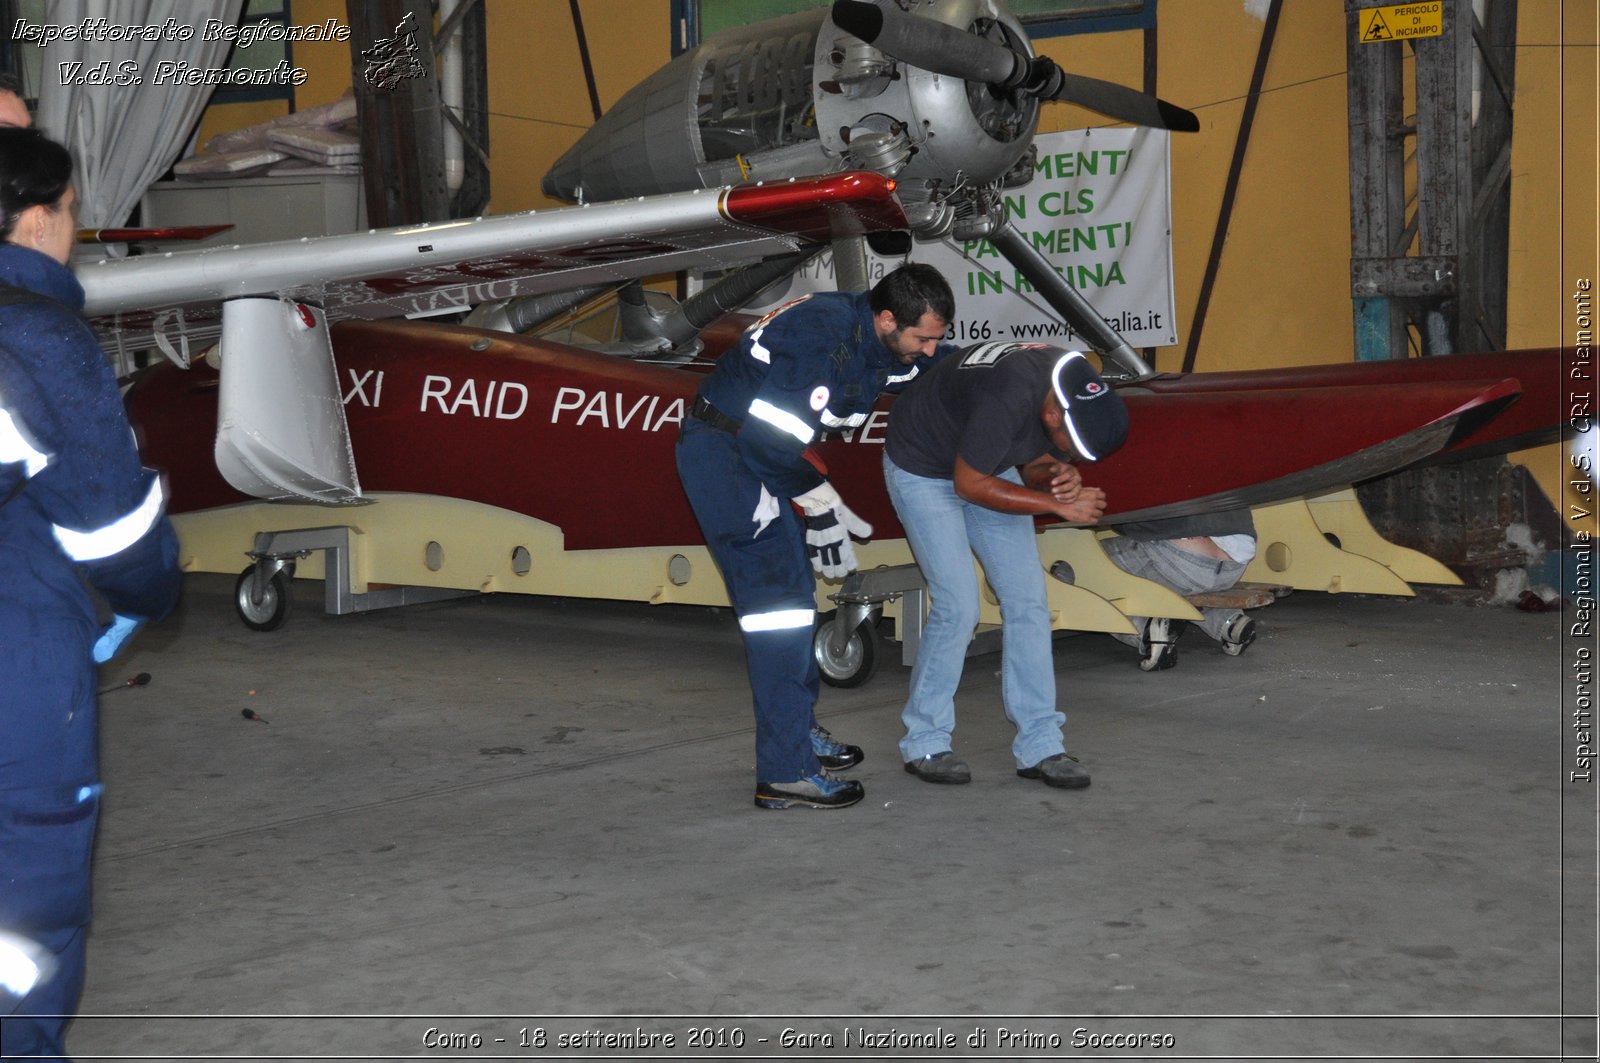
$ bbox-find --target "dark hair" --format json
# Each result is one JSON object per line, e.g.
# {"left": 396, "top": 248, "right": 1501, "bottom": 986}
{"left": 870, "top": 262, "right": 955, "bottom": 328}
{"left": 0, "top": 73, "right": 24, "bottom": 98}
{"left": 0, "top": 127, "right": 73, "bottom": 241}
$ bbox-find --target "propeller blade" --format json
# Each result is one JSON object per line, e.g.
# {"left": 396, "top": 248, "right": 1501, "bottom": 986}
{"left": 831, "top": 0, "right": 1020, "bottom": 85}
{"left": 831, "top": 1, "right": 1200, "bottom": 133}
{"left": 1045, "top": 71, "right": 1200, "bottom": 132}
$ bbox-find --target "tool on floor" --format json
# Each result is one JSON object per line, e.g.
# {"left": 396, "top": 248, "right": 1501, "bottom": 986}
{"left": 241, "top": 708, "right": 269, "bottom": 724}
{"left": 98, "top": 672, "right": 151, "bottom": 696}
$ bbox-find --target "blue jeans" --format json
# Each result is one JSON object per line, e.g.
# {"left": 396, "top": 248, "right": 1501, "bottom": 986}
{"left": 883, "top": 454, "right": 1066, "bottom": 769}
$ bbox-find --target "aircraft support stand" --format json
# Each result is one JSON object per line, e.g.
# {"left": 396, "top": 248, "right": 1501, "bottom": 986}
{"left": 818, "top": 564, "right": 1009, "bottom": 688}
{"left": 238, "top": 526, "right": 478, "bottom": 630}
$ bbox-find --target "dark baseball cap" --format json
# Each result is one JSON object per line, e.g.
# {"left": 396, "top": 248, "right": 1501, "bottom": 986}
{"left": 1050, "top": 350, "right": 1128, "bottom": 461}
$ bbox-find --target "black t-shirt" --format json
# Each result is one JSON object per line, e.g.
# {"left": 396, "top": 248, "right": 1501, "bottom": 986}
{"left": 886, "top": 343, "right": 1072, "bottom": 479}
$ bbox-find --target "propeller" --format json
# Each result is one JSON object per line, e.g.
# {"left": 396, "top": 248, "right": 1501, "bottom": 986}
{"left": 1032, "top": 69, "right": 1201, "bottom": 133}
{"left": 830, "top": 0, "right": 1200, "bottom": 133}
{"left": 831, "top": 0, "right": 1016, "bottom": 83}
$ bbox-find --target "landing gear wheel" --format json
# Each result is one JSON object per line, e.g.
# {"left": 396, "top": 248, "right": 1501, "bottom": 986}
{"left": 813, "top": 611, "right": 879, "bottom": 688}
{"left": 235, "top": 566, "right": 292, "bottom": 632}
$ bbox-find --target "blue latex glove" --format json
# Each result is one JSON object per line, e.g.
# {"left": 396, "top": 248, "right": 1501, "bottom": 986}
{"left": 92, "top": 614, "right": 141, "bottom": 664}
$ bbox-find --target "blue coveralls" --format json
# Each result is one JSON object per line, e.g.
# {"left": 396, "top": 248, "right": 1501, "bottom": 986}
{"left": 0, "top": 244, "right": 181, "bottom": 1059}
{"left": 675, "top": 291, "right": 930, "bottom": 783}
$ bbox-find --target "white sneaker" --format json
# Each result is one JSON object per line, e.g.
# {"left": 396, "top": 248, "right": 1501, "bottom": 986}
{"left": 1139, "top": 617, "right": 1182, "bottom": 671}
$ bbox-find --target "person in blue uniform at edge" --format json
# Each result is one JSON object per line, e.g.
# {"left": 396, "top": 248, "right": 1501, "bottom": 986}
{"left": 676, "top": 263, "right": 956, "bottom": 810}
{"left": 0, "top": 127, "right": 182, "bottom": 1060}
{"left": 884, "top": 343, "right": 1128, "bottom": 788}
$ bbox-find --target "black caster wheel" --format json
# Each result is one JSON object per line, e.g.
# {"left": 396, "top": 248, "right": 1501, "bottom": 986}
{"left": 235, "top": 566, "right": 292, "bottom": 631}
{"left": 813, "top": 610, "right": 879, "bottom": 688}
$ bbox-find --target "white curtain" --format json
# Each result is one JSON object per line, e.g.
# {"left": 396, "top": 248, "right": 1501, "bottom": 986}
{"left": 33, "top": 0, "right": 244, "bottom": 239}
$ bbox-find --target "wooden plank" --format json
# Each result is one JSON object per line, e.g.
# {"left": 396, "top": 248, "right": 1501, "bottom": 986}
{"left": 1185, "top": 582, "right": 1291, "bottom": 609}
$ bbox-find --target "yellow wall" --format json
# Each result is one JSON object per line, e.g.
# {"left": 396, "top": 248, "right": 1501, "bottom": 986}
{"left": 292, "top": 0, "right": 359, "bottom": 108}
{"left": 1507, "top": 0, "right": 1598, "bottom": 349}
{"left": 484, "top": 1, "right": 676, "bottom": 214}
{"left": 1505, "top": 0, "right": 1597, "bottom": 531}
{"left": 1039, "top": 3, "right": 1359, "bottom": 373}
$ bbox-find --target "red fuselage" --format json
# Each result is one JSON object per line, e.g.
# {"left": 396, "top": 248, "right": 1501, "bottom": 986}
{"left": 124, "top": 318, "right": 1571, "bottom": 548}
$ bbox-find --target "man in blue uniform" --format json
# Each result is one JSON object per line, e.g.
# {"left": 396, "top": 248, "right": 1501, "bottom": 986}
{"left": 0, "top": 127, "right": 181, "bottom": 1059}
{"left": 676, "top": 264, "right": 954, "bottom": 809}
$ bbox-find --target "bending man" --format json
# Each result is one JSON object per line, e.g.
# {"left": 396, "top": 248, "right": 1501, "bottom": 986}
{"left": 884, "top": 343, "right": 1127, "bottom": 788}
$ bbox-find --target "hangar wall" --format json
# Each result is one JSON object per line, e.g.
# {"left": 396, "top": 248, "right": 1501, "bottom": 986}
{"left": 1503, "top": 0, "right": 1596, "bottom": 531}
{"left": 191, "top": 0, "right": 1595, "bottom": 528}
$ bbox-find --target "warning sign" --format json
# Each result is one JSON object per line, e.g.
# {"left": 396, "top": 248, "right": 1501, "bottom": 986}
{"left": 1359, "top": 2, "right": 1445, "bottom": 42}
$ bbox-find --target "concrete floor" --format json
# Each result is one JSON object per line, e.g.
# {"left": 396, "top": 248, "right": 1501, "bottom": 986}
{"left": 56, "top": 572, "right": 1593, "bottom": 1060}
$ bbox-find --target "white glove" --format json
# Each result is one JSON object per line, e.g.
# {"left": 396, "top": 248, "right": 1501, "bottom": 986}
{"left": 793, "top": 483, "right": 873, "bottom": 579}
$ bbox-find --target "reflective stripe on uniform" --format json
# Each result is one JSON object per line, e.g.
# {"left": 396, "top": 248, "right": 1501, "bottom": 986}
{"left": 747, "top": 398, "right": 815, "bottom": 445}
{"left": 739, "top": 608, "right": 814, "bottom": 633}
{"left": 819, "top": 408, "right": 866, "bottom": 429}
{"left": 0, "top": 406, "right": 50, "bottom": 477}
{"left": 52, "top": 476, "right": 164, "bottom": 562}
{"left": 744, "top": 293, "right": 813, "bottom": 365}
{"left": 748, "top": 325, "right": 772, "bottom": 364}
{"left": 885, "top": 365, "right": 920, "bottom": 386}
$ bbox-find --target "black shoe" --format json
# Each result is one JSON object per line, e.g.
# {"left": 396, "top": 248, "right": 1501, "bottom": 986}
{"left": 903, "top": 751, "right": 972, "bottom": 785}
{"left": 754, "top": 772, "right": 865, "bottom": 809}
{"left": 811, "top": 725, "right": 864, "bottom": 771}
{"left": 1139, "top": 617, "right": 1184, "bottom": 671}
{"left": 1017, "top": 753, "right": 1091, "bottom": 789}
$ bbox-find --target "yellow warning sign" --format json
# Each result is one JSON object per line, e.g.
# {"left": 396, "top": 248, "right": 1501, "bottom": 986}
{"left": 1360, "top": 2, "right": 1445, "bottom": 43}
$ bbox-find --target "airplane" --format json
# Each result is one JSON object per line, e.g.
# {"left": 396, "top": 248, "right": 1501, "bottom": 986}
{"left": 81, "top": 0, "right": 1572, "bottom": 688}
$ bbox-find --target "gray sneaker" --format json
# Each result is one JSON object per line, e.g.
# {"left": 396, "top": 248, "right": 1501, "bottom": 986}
{"left": 1221, "top": 613, "right": 1257, "bottom": 656}
{"left": 1017, "top": 753, "right": 1091, "bottom": 789}
{"left": 903, "top": 751, "right": 972, "bottom": 785}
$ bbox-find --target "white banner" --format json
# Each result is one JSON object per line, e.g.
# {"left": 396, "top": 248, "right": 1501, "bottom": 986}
{"left": 708, "top": 127, "right": 1178, "bottom": 350}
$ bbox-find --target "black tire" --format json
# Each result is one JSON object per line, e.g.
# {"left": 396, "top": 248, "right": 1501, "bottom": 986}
{"left": 813, "top": 611, "right": 879, "bottom": 688}
{"left": 235, "top": 567, "right": 291, "bottom": 632}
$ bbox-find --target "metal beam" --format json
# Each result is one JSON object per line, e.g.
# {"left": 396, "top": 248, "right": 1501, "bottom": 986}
{"left": 1345, "top": 0, "right": 1517, "bottom": 359}
{"left": 1346, "top": 1, "right": 1539, "bottom": 583}
{"left": 443, "top": 0, "right": 491, "bottom": 217}
{"left": 1345, "top": 0, "right": 1409, "bottom": 361}
{"left": 1411, "top": 0, "right": 1475, "bottom": 353}
{"left": 348, "top": 0, "right": 450, "bottom": 226}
